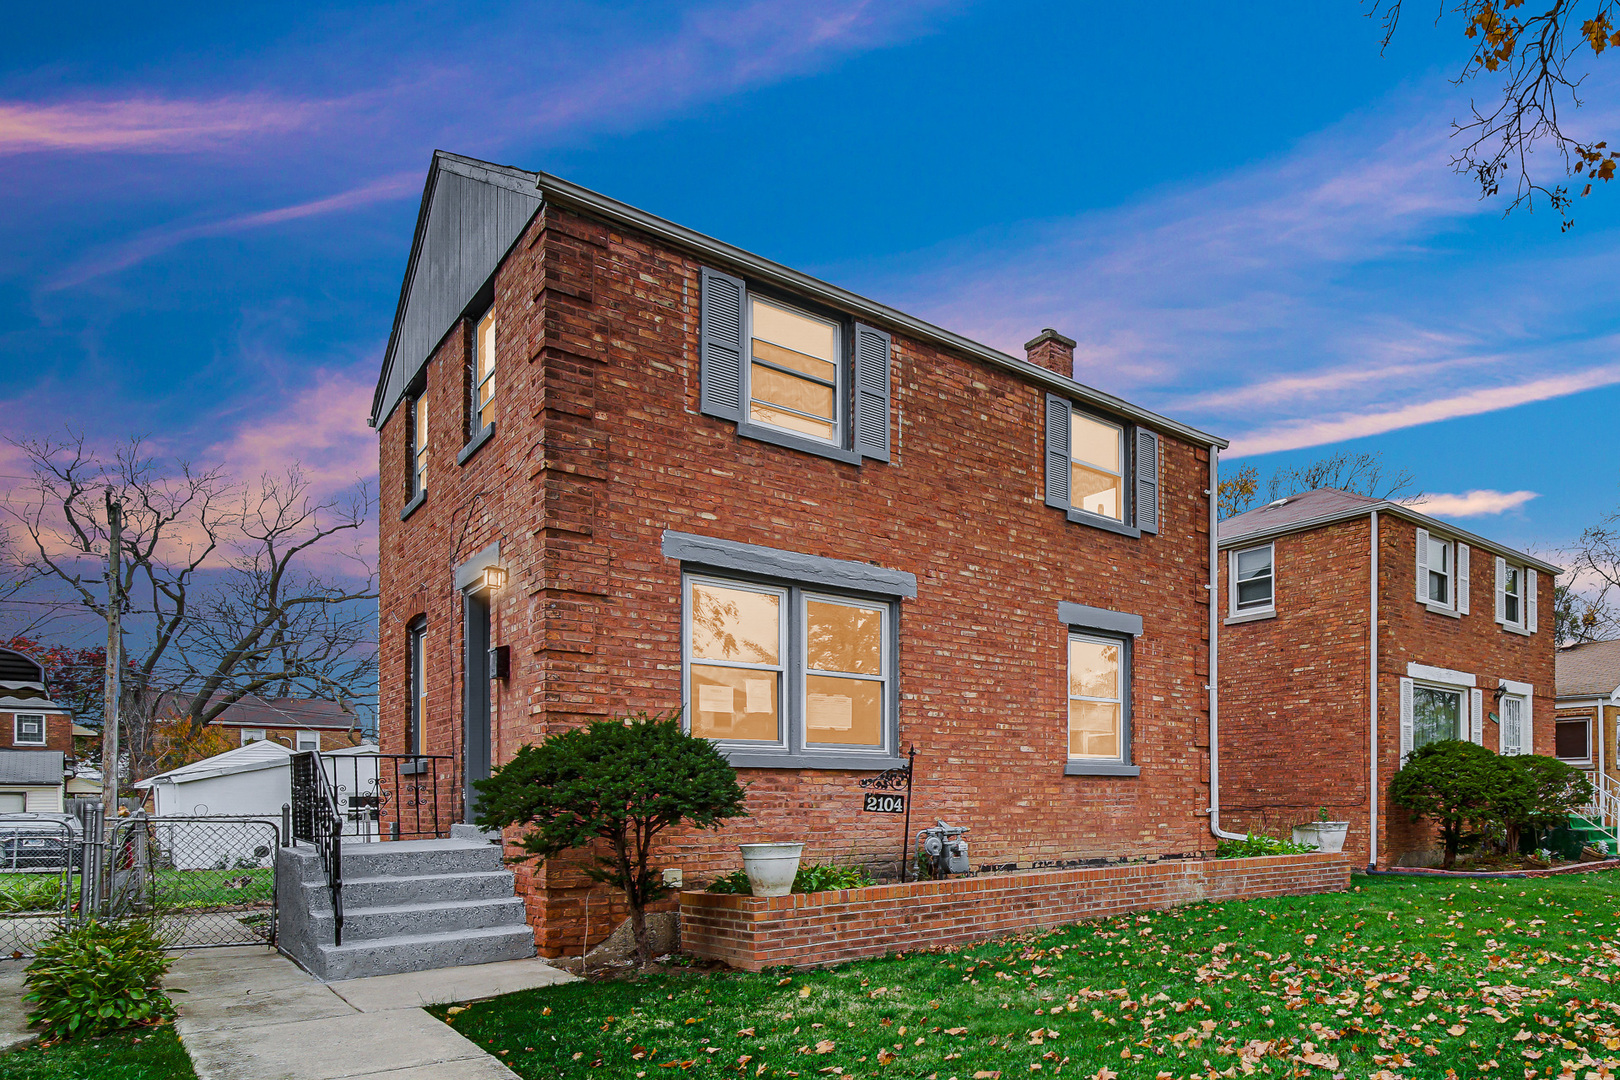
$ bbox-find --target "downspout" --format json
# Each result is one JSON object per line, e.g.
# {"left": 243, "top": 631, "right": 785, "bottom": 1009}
{"left": 1368, "top": 511, "right": 1380, "bottom": 873}
{"left": 1208, "top": 446, "right": 1245, "bottom": 842}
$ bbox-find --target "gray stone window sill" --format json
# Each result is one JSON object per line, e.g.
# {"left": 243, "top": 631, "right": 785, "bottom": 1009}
{"left": 457, "top": 422, "right": 496, "bottom": 466}
{"left": 1066, "top": 507, "right": 1141, "bottom": 539}
{"left": 399, "top": 490, "right": 427, "bottom": 522}
{"left": 1424, "top": 602, "right": 1461, "bottom": 619}
{"left": 1065, "top": 761, "right": 1141, "bottom": 777}
{"left": 722, "top": 751, "right": 908, "bottom": 771}
{"left": 1224, "top": 609, "right": 1276, "bottom": 626}
{"left": 735, "top": 420, "right": 863, "bottom": 466}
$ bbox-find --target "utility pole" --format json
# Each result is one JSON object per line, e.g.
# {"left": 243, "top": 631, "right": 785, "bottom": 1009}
{"left": 102, "top": 490, "right": 122, "bottom": 833}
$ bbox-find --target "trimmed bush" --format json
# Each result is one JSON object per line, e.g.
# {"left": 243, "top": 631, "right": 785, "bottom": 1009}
{"left": 23, "top": 920, "right": 175, "bottom": 1039}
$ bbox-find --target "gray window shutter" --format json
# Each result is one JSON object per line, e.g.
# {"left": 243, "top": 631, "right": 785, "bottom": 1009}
{"left": 699, "top": 266, "right": 746, "bottom": 422}
{"left": 1399, "top": 678, "right": 1414, "bottom": 764}
{"left": 1414, "top": 529, "right": 1430, "bottom": 604}
{"left": 1526, "top": 569, "right": 1538, "bottom": 632}
{"left": 1495, "top": 557, "right": 1508, "bottom": 624}
{"left": 852, "top": 323, "right": 892, "bottom": 461}
{"left": 1134, "top": 428, "right": 1161, "bottom": 534}
{"left": 1470, "top": 688, "right": 1484, "bottom": 745}
{"left": 1044, "top": 395, "right": 1070, "bottom": 511}
{"left": 1456, "top": 543, "right": 1470, "bottom": 615}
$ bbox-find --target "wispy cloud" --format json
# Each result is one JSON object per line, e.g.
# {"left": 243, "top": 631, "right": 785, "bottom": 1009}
{"left": 1403, "top": 489, "right": 1540, "bottom": 517}
{"left": 0, "top": 97, "right": 320, "bottom": 153}
{"left": 1227, "top": 364, "right": 1620, "bottom": 456}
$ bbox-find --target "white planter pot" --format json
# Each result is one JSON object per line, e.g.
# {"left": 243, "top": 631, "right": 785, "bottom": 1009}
{"left": 739, "top": 842, "right": 804, "bottom": 897}
{"left": 1292, "top": 821, "right": 1349, "bottom": 853}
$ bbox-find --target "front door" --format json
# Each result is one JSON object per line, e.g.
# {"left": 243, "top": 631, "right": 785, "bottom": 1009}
{"left": 463, "top": 590, "right": 491, "bottom": 822}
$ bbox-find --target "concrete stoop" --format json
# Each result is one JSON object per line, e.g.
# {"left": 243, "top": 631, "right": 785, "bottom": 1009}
{"left": 277, "top": 838, "right": 535, "bottom": 981}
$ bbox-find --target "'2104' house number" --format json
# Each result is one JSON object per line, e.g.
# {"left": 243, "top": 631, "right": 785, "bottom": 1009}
{"left": 862, "top": 792, "right": 905, "bottom": 814}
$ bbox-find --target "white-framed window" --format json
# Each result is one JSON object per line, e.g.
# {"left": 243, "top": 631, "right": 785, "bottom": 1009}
{"left": 295, "top": 731, "right": 321, "bottom": 752}
{"left": 409, "top": 391, "right": 428, "bottom": 500}
{"left": 472, "top": 304, "right": 497, "bottom": 435}
{"left": 1497, "top": 681, "right": 1533, "bottom": 756}
{"left": 682, "top": 574, "right": 895, "bottom": 762}
{"left": 746, "top": 296, "right": 842, "bottom": 447}
{"left": 1494, "top": 558, "right": 1538, "bottom": 633}
{"left": 1400, "top": 668, "right": 1482, "bottom": 763}
{"left": 1229, "top": 544, "right": 1275, "bottom": 615}
{"left": 241, "top": 729, "right": 266, "bottom": 746}
{"left": 1067, "top": 632, "right": 1129, "bottom": 765}
{"left": 1556, "top": 713, "right": 1592, "bottom": 764}
{"left": 1416, "top": 529, "right": 1469, "bottom": 615}
{"left": 1412, "top": 684, "right": 1464, "bottom": 749}
{"left": 13, "top": 714, "right": 44, "bottom": 746}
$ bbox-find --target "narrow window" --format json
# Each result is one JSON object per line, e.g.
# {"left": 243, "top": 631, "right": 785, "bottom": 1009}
{"left": 747, "top": 297, "right": 840, "bottom": 444}
{"left": 408, "top": 619, "right": 427, "bottom": 756}
{"left": 1501, "top": 695, "right": 1525, "bottom": 755}
{"left": 1070, "top": 413, "right": 1125, "bottom": 521}
{"left": 1503, "top": 566, "right": 1522, "bottom": 625}
{"left": 241, "top": 729, "right": 266, "bottom": 746}
{"left": 1428, "top": 541, "right": 1451, "bottom": 606}
{"left": 409, "top": 393, "right": 428, "bottom": 499}
{"left": 13, "top": 714, "right": 44, "bottom": 746}
{"left": 296, "top": 730, "right": 320, "bottom": 752}
{"left": 1556, "top": 715, "right": 1591, "bottom": 762}
{"left": 473, "top": 305, "right": 497, "bottom": 434}
{"left": 803, "top": 597, "right": 886, "bottom": 748}
{"left": 1232, "top": 545, "right": 1274, "bottom": 614}
{"left": 1411, "top": 686, "right": 1462, "bottom": 749}
{"left": 687, "top": 580, "right": 785, "bottom": 745}
{"left": 1067, "top": 633, "right": 1125, "bottom": 762}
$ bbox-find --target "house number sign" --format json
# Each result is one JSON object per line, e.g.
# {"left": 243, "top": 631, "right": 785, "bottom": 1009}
{"left": 857, "top": 745, "right": 919, "bottom": 881}
{"left": 862, "top": 792, "right": 905, "bottom": 814}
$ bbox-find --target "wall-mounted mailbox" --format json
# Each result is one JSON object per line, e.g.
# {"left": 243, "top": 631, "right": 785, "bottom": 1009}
{"left": 488, "top": 644, "right": 510, "bottom": 681}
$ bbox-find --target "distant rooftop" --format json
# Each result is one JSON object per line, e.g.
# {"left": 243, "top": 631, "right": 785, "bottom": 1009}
{"left": 1557, "top": 638, "right": 1620, "bottom": 699}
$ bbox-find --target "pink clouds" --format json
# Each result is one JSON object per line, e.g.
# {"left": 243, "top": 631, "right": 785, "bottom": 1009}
{"left": 207, "top": 369, "right": 378, "bottom": 498}
{"left": 1402, "top": 489, "right": 1540, "bottom": 518}
{"left": 0, "top": 96, "right": 319, "bottom": 153}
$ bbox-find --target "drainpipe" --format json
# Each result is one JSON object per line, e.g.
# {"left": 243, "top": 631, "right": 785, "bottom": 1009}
{"left": 1368, "top": 510, "right": 1380, "bottom": 872}
{"left": 1208, "top": 446, "right": 1245, "bottom": 842}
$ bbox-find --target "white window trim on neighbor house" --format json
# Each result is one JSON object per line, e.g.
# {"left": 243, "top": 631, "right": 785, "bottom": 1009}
{"left": 1400, "top": 662, "right": 1483, "bottom": 764}
{"left": 1556, "top": 711, "right": 1594, "bottom": 767}
{"left": 295, "top": 730, "right": 321, "bottom": 752}
{"left": 12, "top": 713, "right": 45, "bottom": 746}
{"left": 1497, "top": 678, "right": 1533, "bottom": 756}
{"left": 1415, "top": 528, "right": 1469, "bottom": 618}
{"left": 241, "top": 729, "right": 266, "bottom": 746}
{"left": 1226, "top": 542, "right": 1275, "bottom": 624}
{"left": 1493, "top": 556, "right": 1538, "bottom": 636}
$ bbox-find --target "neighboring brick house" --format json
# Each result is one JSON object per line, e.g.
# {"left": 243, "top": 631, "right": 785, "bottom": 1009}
{"left": 371, "top": 152, "right": 1232, "bottom": 955}
{"left": 1554, "top": 638, "right": 1620, "bottom": 832}
{"left": 193, "top": 696, "right": 366, "bottom": 752}
{"left": 0, "top": 646, "right": 76, "bottom": 811}
{"left": 1217, "top": 488, "right": 1559, "bottom": 869}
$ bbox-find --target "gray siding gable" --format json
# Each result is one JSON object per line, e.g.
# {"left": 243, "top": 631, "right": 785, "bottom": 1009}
{"left": 370, "top": 152, "right": 543, "bottom": 429}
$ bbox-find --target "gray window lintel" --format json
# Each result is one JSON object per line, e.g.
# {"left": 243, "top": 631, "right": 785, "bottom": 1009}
{"left": 663, "top": 530, "right": 917, "bottom": 598}
{"left": 1057, "top": 602, "right": 1144, "bottom": 637}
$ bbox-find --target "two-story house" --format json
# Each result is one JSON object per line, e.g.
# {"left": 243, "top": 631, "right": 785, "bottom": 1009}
{"left": 1554, "top": 638, "right": 1620, "bottom": 836}
{"left": 372, "top": 152, "right": 1235, "bottom": 956}
{"left": 0, "top": 646, "right": 79, "bottom": 812}
{"left": 1217, "top": 488, "right": 1559, "bottom": 869}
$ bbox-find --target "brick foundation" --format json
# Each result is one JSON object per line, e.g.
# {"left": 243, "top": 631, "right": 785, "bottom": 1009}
{"left": 681, "top": 853, "right": 1350, "bottom": 971}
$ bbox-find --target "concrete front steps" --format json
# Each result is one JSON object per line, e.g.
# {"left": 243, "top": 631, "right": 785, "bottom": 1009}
{"left": 276, "top": 836, "right": 535, "bottom": 981}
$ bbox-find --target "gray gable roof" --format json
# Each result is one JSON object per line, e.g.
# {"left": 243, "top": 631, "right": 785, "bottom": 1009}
{"left": 371, "top": 153, "right": 544, "bottom": 428}
{"left": 0, "top": 751, "right": 64, "bottom": 787}
{"left": 1557, "top": 638, "right": 1620, "bottom": 699}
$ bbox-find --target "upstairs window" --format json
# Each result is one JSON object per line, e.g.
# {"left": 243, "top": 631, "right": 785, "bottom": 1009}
{"left": 1416, "top": 529, "right": 1469, "bottom": 615}
{"left": 1068, "top": 413, "right": 1124, "bottom": 521}
{"left": 1427, "top": 540, "right": 1451, "bottom": 605}
{"left": 241, "top": 729, "right": 266, "bottom": 746}
{"left": 296, "top": 730, "right": 320, "bottom": 752}
{"left": 13, "top": 714, "right": 44, "bottom": 746}
{"left": 1494, "top": 558, "right": 1538, "bottom": 633}
{"left": 1502, "top": 565, "right": 1521, "bottom": 624}
{"left": 748, "top": 297, "right": 841, "bottom": 445}
{"left": 1044, "top": 397, "right": 1160, "bottom": 537}
{"left": 409, "top": 393, "right": 428, "bottom": 500}
{"left": 1230, "top": 544, "right": 1275, "bottom": 615}
{"left": 472, "top": 305, "right": 497, "bottom": 436}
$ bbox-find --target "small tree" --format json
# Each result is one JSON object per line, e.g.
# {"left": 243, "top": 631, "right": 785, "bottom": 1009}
{"left": 1389, "top": 740, "right": 1518, "bottom": 869}
{"left": 1500, "top": 754, "right": 1594, "bottom": 853}
{"left": 474, "top": 711, "right": 749, "bottom": 964}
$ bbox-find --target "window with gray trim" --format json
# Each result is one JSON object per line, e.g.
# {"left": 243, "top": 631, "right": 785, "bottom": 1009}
{"left": 1067, "top": 632, "right": 1130, "bottom": 767}
{"left": 682, "top": 573, "right": 897, "bottom": 764}
{"left": 407, "top": 618, "right": 427, "bottom": 756}
{"left": 1044, "top": 396, "right": 1160, "bottom": 536}
{"left": 13, "top": 714, "right": 44, "bottom": 746}
{"left": 470, "top": 304, "right": 496, "bottom": 439}
{"left": 408, "top": 392, "right": 428, "bottom": 500}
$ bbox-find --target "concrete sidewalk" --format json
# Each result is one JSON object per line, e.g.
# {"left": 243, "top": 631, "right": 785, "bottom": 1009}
{"left": 0, "top": 961, "right": 34, "bottom": 1052}
{"left": 165, "top": 947, "right": 577, "bottom": 1080}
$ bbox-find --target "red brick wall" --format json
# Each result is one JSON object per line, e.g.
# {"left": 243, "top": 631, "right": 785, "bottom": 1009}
{"left": 682, "top": 854, "right": 1351, "bottom": 971}
{"left": 1219, "top": 514, "right": 1557, "bottom": 869}
{"left": 0, "top": 710, "right": 72, "bottom": 754}
{"left": 378, "top": 205, "right": 1220, "bottom": 955}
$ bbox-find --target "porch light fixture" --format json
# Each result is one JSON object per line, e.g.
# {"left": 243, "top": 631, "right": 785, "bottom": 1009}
{"left": 481, "top": 565, "right": 508, "bottom": 592}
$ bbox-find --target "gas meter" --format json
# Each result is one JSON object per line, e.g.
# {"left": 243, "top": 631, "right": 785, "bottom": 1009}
{"left": 917, "top": 820, "right": 970, "bottom": 877}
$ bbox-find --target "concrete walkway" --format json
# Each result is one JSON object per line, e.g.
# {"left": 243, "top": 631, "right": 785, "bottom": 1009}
{"left": 165, "top": 947, "right": 577, "bottom": 1080}
{"left": 0, "top": 961, "right": 33, "bottom": 1052}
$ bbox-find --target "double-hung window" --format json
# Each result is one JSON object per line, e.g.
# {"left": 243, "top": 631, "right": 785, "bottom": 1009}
{"left": 1229, "top": 544, "right": 1274, "bottom": 616}
{"left": 1044, "top": 398, "right": 1161, "bottom": 537}
{"left": 13, "top": 714, "right": 44, "bottom": 746}
{"left": 1556, "top": 713, "right": 1591, "bottom": 763}
{"left": 295, "top": 731, "right": 321, "bottom": 752}
{"left": 408, "top": 619, "right": 427, "bottom": 756}
{"left": 241, "top": 729, "right": 266, "bottom": 746}
{"left": 409, "top": 393, "right": 428, "bottom": 499}
{"left": 1416, "top": 528, "right": 1469, "bottom": 616}
{"left": 683, "top": 575, "right": 896, "bottom": 765}
{"left": 1494, "top": 557, "right": 1537, "bottom": 633}
{"left": 697, "top": 268, "right": 893, "bottom": 466}
{"left": 473, "top": 306, "right": 496, "bottom": 434}
{"left": 1068, "top": 634, "right": 1126, "bottom": 763}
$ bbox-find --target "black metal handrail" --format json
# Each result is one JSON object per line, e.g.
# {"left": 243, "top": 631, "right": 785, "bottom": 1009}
{"left": 291, "top": 750, "right": 345, "bottom": 945}
{"left": 319, "top": 752, "right": 456, "bottom": 842}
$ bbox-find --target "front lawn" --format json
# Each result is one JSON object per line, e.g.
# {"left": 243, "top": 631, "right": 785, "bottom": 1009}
{"left": 0, "top": 1027, "right": 195, "bottom": 1080}
{"left": 435, "top": 870, "right": 1620, "bottom": 1079}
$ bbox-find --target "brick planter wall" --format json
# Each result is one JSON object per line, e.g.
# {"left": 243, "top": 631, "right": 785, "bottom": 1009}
{"left": 681, "top": 853, "right": 1350, "bottom": 971}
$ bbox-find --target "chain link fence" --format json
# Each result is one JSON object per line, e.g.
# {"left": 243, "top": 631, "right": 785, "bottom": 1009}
{"left": 0, "top": 810, "right": 277, "bottom": 957}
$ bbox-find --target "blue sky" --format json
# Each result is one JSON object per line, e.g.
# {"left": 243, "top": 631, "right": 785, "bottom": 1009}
{"left": 1, "top": 0, "right": 1615, "bottom": 562}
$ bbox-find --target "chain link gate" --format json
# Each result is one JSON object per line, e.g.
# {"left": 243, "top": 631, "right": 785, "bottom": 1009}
{"left": 0, "top": 810, "right": 278, "bottom": 957}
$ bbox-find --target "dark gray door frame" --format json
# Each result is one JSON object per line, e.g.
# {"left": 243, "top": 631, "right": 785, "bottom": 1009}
{"left": 462, "top": 589, "right": 492, "bottom": 822}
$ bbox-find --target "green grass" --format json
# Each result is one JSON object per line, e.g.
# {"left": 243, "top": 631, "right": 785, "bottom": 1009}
{"left": 433, "top": 870, "right": 1620, "bottom": 1080}
{"left": 0, "top": 1026, "right": 195, "bottom": 1079}
{"left": 0, "top": 867, "right": 272, "bottom": 914}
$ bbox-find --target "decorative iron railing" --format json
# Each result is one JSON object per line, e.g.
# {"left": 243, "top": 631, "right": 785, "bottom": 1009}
{"left": 1586, "top": 771, "right": 1620, "bottom": 837}
{"left": 291, "top": 751, "right": 345, "bottom": 945}
{"left": 319, "top": 753, "right": 456, "bottom": 842}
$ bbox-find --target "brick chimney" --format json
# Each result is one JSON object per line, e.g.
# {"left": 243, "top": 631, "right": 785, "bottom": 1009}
{"left": 1024, "top": 328, "right": 1076, "bottom": 377}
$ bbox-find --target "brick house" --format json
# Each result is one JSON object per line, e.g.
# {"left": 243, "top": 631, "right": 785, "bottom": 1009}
{"left": 146, "top": 692, "right": 367, "bottom": 753}
{"left": 1554, "top": 638, "right": 1620, "bottom": 832}
{"left": 0, "top": 645, "right": 77, "bottom": 811}
{"left": 1216, "top": 488, "right": 1559, "bottom": 869}
{"left": 370, "top": 151, "right": 1236, "bottom": 956}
